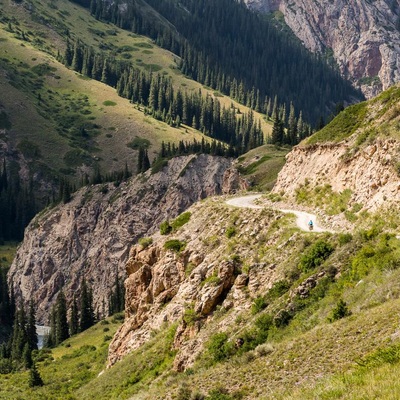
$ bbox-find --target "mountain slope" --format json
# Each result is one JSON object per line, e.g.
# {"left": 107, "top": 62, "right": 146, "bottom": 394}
{"left": 70, "top": 0, "right": 363, "bottom": 123}
{"left": 245, "top": 0, "right": 400, "bottom": 98}
{"left": 0, "top": 0, "right": 272, "bottom": 240}
{"left": 8, "top": 154, "right": 243, "bottom": 323}
{"left": 273, "top": 84, "right": 400, "bottom": 212}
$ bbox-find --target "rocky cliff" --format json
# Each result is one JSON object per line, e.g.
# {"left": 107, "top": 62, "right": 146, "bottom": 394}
{"left": 245, "top": 0, "right": 400, "bottom": 98}
{"left": 273, "top": 139, "right": 400, "bottom": 210}
{"left": 107, "top": 199, "right": 295, "bottom": 369}
{"left": 8, "top": 155, "right": 244, "bottom": 323}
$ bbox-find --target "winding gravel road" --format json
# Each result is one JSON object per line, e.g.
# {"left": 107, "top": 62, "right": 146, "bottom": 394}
{"left": 226, "top": 194, "right": 332, "bottom": 233}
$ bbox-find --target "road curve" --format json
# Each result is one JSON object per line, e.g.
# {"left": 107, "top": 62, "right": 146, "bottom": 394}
{"left": 226, "top": 194, "right": 332, "bottom": 233}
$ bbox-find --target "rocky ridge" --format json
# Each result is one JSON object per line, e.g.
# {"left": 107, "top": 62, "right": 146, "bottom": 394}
{"left": 8, "top": 154, "right": 243, "bottom": 323}
{"left": 273, "top": 139, "right": 400, "bottom": 211}
{"left": 107, "top": 200, "right": 294, "bottom": 369}
{"left": 245, "top": 0, "right": 400, "bottom": 98}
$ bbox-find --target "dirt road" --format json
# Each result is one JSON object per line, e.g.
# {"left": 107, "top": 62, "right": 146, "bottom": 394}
{"left": 226, "top": 194, "right": 332, "bottom": 233}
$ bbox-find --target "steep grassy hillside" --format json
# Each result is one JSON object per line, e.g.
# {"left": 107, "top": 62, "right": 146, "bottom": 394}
{"left": 236, "top": 144, "right": 289, "bottom": 191}
{"left": 0, "top": 0, "right": 272, "bottom": 180}
{"left": 1, "top": 196, "right": 400, "bottom": 399}
{"left": 306, "top": 84, "right": 400, "bottom": 145}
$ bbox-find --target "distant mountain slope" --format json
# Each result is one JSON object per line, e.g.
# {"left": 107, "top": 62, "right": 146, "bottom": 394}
{"left": 0, "top": 0, "right": 272, "bottom": 239}
{"left": 8, "top": 154, "right": 242, "bottom": 323}
{"left": 245, "top": 0, "right": 400, "bottom": 98}
{"left": 74, "top": 0, "right": 362, "bottom": 124}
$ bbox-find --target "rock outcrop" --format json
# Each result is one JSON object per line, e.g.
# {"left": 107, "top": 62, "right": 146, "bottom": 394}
{"left": 273, "top": 139, "right": 400, "bottom": 210}
{"left": 8, "top": 155, "right": 244, "bottom": 323}
{"left": 245, "top": 0, "right": 400, "bottom": 97}
{"left": 107, "top": 202, "right": 289, "bottom": 369}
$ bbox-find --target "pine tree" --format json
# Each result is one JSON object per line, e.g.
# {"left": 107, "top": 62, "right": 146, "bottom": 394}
{"left": 22, "top": 343, "right": 33, "bottom": 369}
{"left": 55, "top": 291, "right": 69, "bottom": 345}
{"left": 79, "top": 279, "right": 95, "bottom": 332}
{"left": 271, "top": 118, "right": 284, "bottom": 145}
{"left": 69, "top": 295, "right": 79, "bottom": 336}
{"left": 10, "top": 307, "right": 28, "bottom": 362}
{"left": 287, "top": 102, "right": 298, "bottom": 145}
{"left": 27, "top": 300, "right": 38, "bottom": 351}
{"left": 28, "top": 362, "right": 43, "bottom": 387}
{"left": 142, "top": 150, "right": 150, "bottom": 171}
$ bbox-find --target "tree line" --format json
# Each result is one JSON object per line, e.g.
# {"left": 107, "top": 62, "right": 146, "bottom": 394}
{"left": 63, "top": 39, "right": 266, "bottom": 154}
{"left": 46, "top": 275, "right": 125, "bottom": 347}
{"left": 71, "top": 0, "right": 362, "bottom": 125}
{"left": 0, "top": 160, "right": 38, "bottom": 242}
{"left": 0, "top": 272, "right": 124, "bottom": 377}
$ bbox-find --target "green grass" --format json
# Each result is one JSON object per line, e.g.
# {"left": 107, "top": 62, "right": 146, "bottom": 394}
{"left": 305, "top": 85, "right": 400, "bottom": 145}
{"left": 0, "top": 316, "right": 122, "bottom": 400}
{"left": 76, "top": 324, "right": 178, "bottom": 400}
{"left": 236, "top": 144, "right": 289, "bottom": 190}
{"left": 0, "top": 242, "right": 18, "bottom": 268}
{"left": 306, "top": 101, "right": 368, "bottom": 144}
{"left": 296, "top": 184, "right": 354, "bottom": 215}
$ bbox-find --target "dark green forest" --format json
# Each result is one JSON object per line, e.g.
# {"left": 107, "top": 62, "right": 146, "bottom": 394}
{"left": 75, "top": 0, "right": 362, "bottom": 124}
{"left": 0, "top": 160, "right": 38, "bottom": 242}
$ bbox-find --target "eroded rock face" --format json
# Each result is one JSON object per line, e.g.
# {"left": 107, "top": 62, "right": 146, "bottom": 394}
{"left": 107, "top": 204, "right": 287, "bottom": 370}
{"left": 245, "top": 0, "right": 400, "bottom": 97}
{"left": 273, "top": 140, "right": 400, "bottom": 210}
{"left": 8, "top": 155, "right": 242, "bottom": 323}
{"left": 107, "top": 244, "right": 238, "bottom": 368}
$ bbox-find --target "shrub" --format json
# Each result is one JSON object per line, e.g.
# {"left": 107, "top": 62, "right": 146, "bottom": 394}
{"left": 338, "top": 233, "right": 353, "bottom": 245}
{"left": 225, "top": 226, "right": 236, "bottom": 238}
{"left": 171, "top": 212, "right": 191, "bottom": 230}
{"left": 160, "top": 220, "right": 172, "bottom": 235}
{"left": 207, "top": 333, "right": 235, "bottom": 362}
{"left": 299, "top": 240, "right": 334, "bottom": 272}
{"left": 329, "top": 299, "right": 351, "bottom": 322}
{"left": 255, "top": 313, "right": 273, "bottom": 331}
{"left": 183, "top": 304, "right": 200, "bottom": 326}
{"left": 273, "top": 309, "right": 292, "bottom": 328}
{"left": 255, "top": 343, "right": 274, "bottom": 357}
{"left": 266, "top": 280, "right": 291, "bottom": 300}
{"left": 251, "top": 296, "right": 267, "bottom": 314}
{"left": 164, "top": 239, "right": 186, "bottom": 253}
{"left": 138, "top": 237, "right": 153, "bottom": 248}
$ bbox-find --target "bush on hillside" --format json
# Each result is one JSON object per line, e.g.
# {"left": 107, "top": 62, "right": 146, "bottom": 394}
{"left": 207, "top": 333, "right": 235, "bottom": 362}
{"left": 329, "top": 299, "right": 351, "bottom": 322}
{"left": 251, "top": 296, "right": 267, "bottom": 315}
{"left": 299, "top": 240, "right": 334, "bottom": 272}
{"left": 171, "top": 212, "right": 191, "bottom": 230}
{"left": 164, "top": 239, "right": 186, "bottom": 253}
{"left": 160, "top": 220, "right": 172, "bottom": 235}
{"left": 138, "top": 237, "right": 153, "bottom": 248}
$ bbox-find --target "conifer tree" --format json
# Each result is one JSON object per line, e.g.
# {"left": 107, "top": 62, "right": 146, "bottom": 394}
{"left": 55, "top": 291, "right": 69, "bottom": 345}
{"left": 28, "top": 362, "right": 43, "bottom": 387}
{"left": 79, "top": 278, "right": 95, "bottom": 332}
{"left": 69, "top": 295, "right": 79, "bottom": 336}
{"left": 27, "top": 300, "right": 38, "bottom": 351}
{"left": 22, "top": 343, "right": 33, "bottom": 369}
{"left": 10, "top": 307, "right": 28, "bottom": 362}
